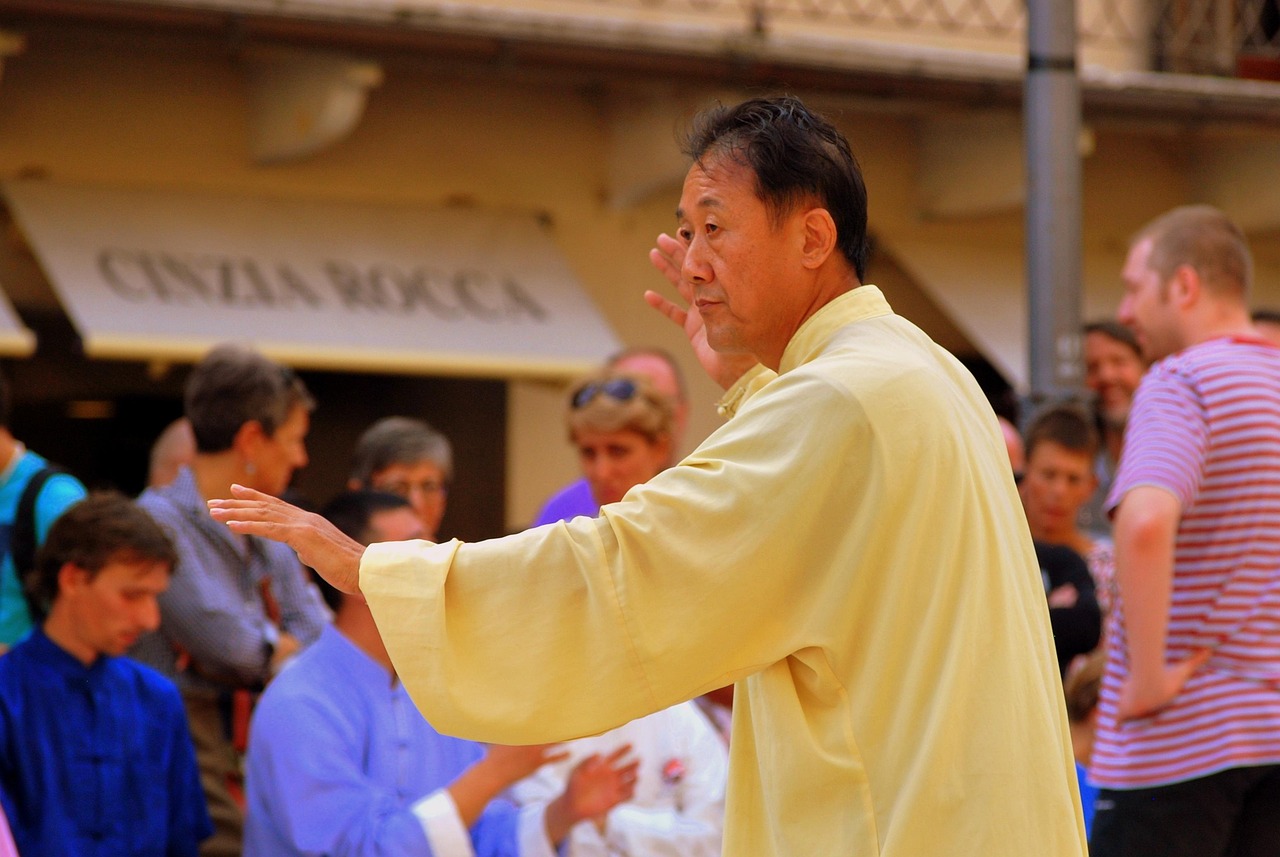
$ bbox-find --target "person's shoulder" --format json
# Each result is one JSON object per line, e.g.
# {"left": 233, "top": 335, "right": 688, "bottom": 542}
{"left": 534, "top": 479, "right": 596, "bottom": 526}
{"left": 259, "top": 634, "right": 343, "bottom": 705}
{"left": 110, "top": 656, "right": 187, "bottom": 712}
{"left": 0, "top": 638, "right": 33, "bottom": 686}
{"left": 253, "top": 644, "right": 353, "bottom": 736}
{"left": 7, "top": 451, "right": 83, "bottom": 498}
{"left": 135, "top": 483, "right": 185, "bottom": 527}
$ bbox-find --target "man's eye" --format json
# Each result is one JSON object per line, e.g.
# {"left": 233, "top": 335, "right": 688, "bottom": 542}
{"left": 677, "top": 228, "right": 693, "bottom": 242}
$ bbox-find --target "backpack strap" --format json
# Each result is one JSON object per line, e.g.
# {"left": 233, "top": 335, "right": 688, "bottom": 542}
{"left": 13, "top": 465, "right": 63, "bottom": 623}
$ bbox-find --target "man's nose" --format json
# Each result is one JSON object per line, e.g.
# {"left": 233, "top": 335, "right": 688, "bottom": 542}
{"left": 139, "top": 598, "right": 162, "bottom": 632}
{"left": 1116, "top": 299, "right": 1134, "bottom": 327}
{"left": 682, "top": 236, "right": 712, "bottom": 284}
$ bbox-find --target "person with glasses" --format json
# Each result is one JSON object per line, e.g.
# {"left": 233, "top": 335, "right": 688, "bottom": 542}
{"left": 564, "top": 373, "right": 673, "bottom": 512}
{"left": 534, "top": 348, "right": 689, "bottom": 527}
{"left": 211, "top": 96, "right": 1085, "bottom": 856}
{"left": 348, "top": 417, "right": 453, "bottom": 541}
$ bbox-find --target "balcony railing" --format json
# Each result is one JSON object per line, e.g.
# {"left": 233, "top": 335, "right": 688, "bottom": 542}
{"left": 549, "top": 0, "right": 1280, "bottom": 76}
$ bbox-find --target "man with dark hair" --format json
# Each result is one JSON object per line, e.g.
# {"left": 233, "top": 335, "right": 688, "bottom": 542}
{"left": 534, "top": 347, "right": 691, "bottom": 526}
{"left": 1080, "top": 320, "right": 1145, "bottom": 533}
{"left": 213, "top": 96, "right": 1085, "bottom": 855}
{"left": 131, "top": 343, "right": 329, "bottom": 857}
{"left": 0, "top": 493, "right": 211, "bottom": 855}
{"left": 347, "top": 416, "right": 453, "bottom": 540}
{"left": 245, "top": 490, "right": 638, "bottom": 856}
{"left": 1087, "top": 205, "right": 1280, "bottom": 856}
{"left": 0, "top": 370, "right": 86, "bottom": 647}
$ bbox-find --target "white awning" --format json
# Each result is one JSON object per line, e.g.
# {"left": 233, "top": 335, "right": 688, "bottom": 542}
{"left": 0, "top": 283, "right": 34, "bottom": 357}
{"left": 876, "top": 233, "right": 1029, "bottom": 391}
{"left": 3, "top": 180, "right": 621, "bottom": 379}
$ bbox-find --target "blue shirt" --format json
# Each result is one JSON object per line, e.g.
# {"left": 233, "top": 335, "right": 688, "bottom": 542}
{"left": 245, "top": 625, "right": 553, "bottom": 857}
{"left": 0, "top": 628, "right": 211, "bottom": 856}
{"left": 532, "top": 479, "right": 597, "bottom": 527}
{"left": 0, "top": 449, "right": 86, "bottom": 644}
{"left": 1076, "top": 761, "right": 1098, "bottom": 837}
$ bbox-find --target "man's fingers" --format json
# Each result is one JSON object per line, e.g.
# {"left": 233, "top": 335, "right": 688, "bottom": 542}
{"left": 649, "top": 233, "right": 694, "bottom": 302}
{"left": 228, "top": 483, "right": 274, "bottom": 501}
{"left": 541, "top": 749, "right": 571, "bottom": 766}
{"left": 644, "top": 290, "right": 687, "bottom": 328}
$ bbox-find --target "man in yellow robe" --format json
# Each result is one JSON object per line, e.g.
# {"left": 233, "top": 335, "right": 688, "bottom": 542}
{"left": 212, "top": 95, "right": 1087, "bottom": 856}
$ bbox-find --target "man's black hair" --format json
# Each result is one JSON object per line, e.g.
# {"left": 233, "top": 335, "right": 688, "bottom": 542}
{"left": 684, "top": 95, "right": 870, "bottom": 280}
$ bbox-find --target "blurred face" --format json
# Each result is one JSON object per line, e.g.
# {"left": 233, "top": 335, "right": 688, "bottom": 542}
{"left": 575, "top": 428, "right": 670, "bottom": 507}
{"left": 1117, "top": 238, "right": 1183, "bottom": 364}
{"left": 252, "top": 404, "right": 310, "bottom": 496}
{"left": 1083, "top": 332, "right": 1144, "bottom": 428}
{"left": 612, "top": 353, "right": 688, "bottom": 444}
{"left": 366, "top": 506, "right": 425, "bottom": 544}
{"left": 677, "top": 157, "right": 809, "bottom": 370}
{"left": 1019, "top": 441, "right": 1097, "bottom": 541}
{"left": 62, "top": 558, "right": 170, "bottom": 663}
{"left": 369, "top": 461, "right": 448, "bottom": 540}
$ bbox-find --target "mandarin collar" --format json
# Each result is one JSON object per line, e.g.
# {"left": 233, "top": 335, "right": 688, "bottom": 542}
{"left": 27, "top": 626, "right": 108, "bottom": 679}
{"left": 778, "top": 286, "right": 893, "bottom": 375}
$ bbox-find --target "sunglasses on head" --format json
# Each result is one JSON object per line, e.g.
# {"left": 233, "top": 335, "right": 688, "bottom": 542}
{"left": 572, "top": 378, "right": 639, "bottom": 409}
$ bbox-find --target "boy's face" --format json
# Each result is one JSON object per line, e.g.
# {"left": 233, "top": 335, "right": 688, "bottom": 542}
{"left": 62, "top": 558, "right": 171, "bottom": 659}
{"left": 1020, "top": 441, "right": 1098, "bottom": 537}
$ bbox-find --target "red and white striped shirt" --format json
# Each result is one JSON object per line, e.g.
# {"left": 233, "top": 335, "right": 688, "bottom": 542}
{"left": 1092, "top": 336, "right": 1280, "bottom": 789}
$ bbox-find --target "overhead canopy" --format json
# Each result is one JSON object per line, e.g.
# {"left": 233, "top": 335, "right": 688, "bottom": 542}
{"left": 0, "top": 285, "right": 34, "bottom": 357}
{"left": 877, "top": 234, "right": 1029, "bottom": 392}
{"left": 3, "top": 180, "right": 621, "bottom": 380}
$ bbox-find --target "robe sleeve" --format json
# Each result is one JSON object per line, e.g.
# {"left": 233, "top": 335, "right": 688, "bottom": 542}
{"left": 362, "top": 369, "right": 872, "bottom": 745}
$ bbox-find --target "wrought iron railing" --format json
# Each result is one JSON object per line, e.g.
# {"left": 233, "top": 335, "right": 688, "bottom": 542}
{"left": 561, "top": 0, "right": 1280, "bottom": 76}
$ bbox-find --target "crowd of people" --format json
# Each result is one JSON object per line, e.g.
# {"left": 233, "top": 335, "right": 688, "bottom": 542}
{"left": 0, "top": 95, "right": 1277, "bottom": 856}
{"left": 0, "top": 339, "right": 735, "bottom": 857}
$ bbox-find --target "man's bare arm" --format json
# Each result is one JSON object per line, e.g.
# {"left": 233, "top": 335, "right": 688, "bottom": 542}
{"left": 208, "top": 485, "right": 367, "bottom": 594}
{"left": 1112, "top": 485, "right": 1210, "bottom": 720}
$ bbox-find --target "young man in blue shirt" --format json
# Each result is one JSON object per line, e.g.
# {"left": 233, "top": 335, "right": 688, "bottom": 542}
{"left": 0, "top": 493, "right": 212, "bottom": 856}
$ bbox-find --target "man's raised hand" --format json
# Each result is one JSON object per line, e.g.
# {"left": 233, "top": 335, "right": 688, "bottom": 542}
{"left": 208, "top": 486, "right": 367, "bottom": 594}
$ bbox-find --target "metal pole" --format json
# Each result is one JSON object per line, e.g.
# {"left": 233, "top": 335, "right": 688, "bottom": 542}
{"left": 1025, "top": 0, "right": 1083, "bottom": 405}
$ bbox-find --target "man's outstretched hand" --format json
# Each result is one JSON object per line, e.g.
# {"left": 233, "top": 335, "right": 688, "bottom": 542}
{"left": 647, "top": 232, "right": 758, "bottom": 391}
{"left": 208, "top": 485, "right": 367, "bottom": 594}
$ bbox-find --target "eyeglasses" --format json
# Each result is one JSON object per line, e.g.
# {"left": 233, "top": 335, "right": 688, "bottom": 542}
{"left": 572, "top": 378, "right": 639, "bottom": 409}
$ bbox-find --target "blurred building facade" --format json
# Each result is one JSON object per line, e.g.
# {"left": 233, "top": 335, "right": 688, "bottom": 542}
{"left": 0, "top": 0, "right": 1277, "bottom": 532}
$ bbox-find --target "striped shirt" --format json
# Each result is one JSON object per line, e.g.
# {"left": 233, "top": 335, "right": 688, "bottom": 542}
{"left": 1092, "top": 336, "right": 1280, "bottom": 789}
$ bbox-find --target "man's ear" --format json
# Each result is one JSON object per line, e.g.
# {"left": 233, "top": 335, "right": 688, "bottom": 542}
{"left": 798, "top": 208, "right": 838, "bottom": 270}
{"left": 232, "top": 420, "right": 268, "bottom": 459}
{"left": 57, "top": 562, "right": 90, "bottom": 598}
{"left": 1170, "top": 264, "right": 1201, "bottom": 309}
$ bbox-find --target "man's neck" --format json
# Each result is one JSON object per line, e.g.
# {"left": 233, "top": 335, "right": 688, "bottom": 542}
{"left": 41, "top": 610, "right": 98, "bottom": 667}
{"left": 335, "top": 603, "right": 396, "bottom": 678}
{"left": 1103, "top": 427, "right": 1125, "bottom": 468}
{"left": 190, "top": 453, "right": 243, "bottom": 503}
{"left": 1186, "top": 303, "right": 1256, "bottom": 351}
{"left": 0, "top": 429, "right": 21, "bottom": 475}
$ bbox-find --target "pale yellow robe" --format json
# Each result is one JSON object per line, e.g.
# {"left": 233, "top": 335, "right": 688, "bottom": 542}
{"left": 363, "top": 286, "right": 1088, "bottom": 856}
